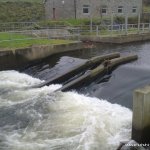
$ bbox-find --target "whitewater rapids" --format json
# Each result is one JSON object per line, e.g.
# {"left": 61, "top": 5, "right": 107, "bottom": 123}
{"left": 0, "top": 70, "right": 132, "bottom": 150}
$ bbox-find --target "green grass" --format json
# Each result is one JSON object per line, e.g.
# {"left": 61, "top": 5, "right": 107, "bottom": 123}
{"left": 0, "top": 32, "right": 29, "bottom": 40}
{"left": 37, "top": 19, "right": 92, "bottom": 27}
{"left": 0, "top": 2, "right": 44, "bottom": 23}
{"left": 0, "top": 32, "right": 73, "bottom": 49}
{"left": 144, "top": 6, "right": 150, "bottom": 13}
{"left": 0, "top": 0, "right": 42, "bottom": 3}
{"left": 64, "top": 18, "right": 93, "bottom": 26}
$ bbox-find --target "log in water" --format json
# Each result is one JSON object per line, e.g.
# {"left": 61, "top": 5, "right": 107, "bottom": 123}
{"left": 60, "top": 55, "right": 138, "bottom": 92}
{"left": 33, "top": 53, "right": 120, "bottom": 88}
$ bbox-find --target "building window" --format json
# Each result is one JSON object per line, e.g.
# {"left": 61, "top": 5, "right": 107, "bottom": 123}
{"left": 101, "top": 6, "right": 107, "bottom": 14}
{"left": 132, "top": 6, "right": 137, "bottom": 13}
{"left": 83, "top": 5, "right": 90, "bottom": 14}
{"left": 118, "top": 6, "right": 123, "bottom": 13}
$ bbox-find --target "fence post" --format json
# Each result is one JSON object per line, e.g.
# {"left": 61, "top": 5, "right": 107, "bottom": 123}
{"left": 125, "top": 15, "right": 128, "bottom": 35}
{"left": 90, "top": 17, "right": 93, "bottom": 33}
{"left": 132, "top": 86, "right": 150, "bottom": 144}
{"left": 142, "top": 23, "right": 144, "bottom": 33}
{"left": 121, "top": 24, "right": 124, "bottom": 32}
{"left": 111, "top": 13, "right": 114, "bottom": 36}
{"left": 10, "top": 31, "right": 13, "bottom": 49}
{"left": 96, "top": 26, "right": 99, "bottom": 36}
{"left": 118, "top": 24, "right": 121, "bottom": 36}
{"left": 138, "top": 13, "right": 141, "bottom": 34}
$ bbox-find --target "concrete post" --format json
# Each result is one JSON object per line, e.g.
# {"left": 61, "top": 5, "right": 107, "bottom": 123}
{"left": 132, "top": 86, "right": 150, "bottom": 144}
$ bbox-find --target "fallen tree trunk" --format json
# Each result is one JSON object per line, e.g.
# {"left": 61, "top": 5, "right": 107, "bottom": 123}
{"left": 59, "top": 55, "right": 138, "bottom": 92}
{"left": 33, "top": 52, "right": 120, "bottom": 88}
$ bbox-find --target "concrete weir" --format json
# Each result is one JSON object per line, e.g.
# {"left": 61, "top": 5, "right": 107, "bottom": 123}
{"left": 59, "top": 55, "right": 138, "bottom": 92}
{"left": 0, "top": 42, "right": 84, "bottom": 70}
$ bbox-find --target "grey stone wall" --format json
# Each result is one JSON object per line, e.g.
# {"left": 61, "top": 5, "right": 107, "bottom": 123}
{"left": 45, "top": 0, "right": 75, "bottom": 19}
{"left": 45, "top": 0, "right": 142, "bottom": 19}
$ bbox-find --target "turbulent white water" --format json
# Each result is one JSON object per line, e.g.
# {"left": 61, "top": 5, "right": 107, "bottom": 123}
{"left": 0, "top": 71, "right": 132, "bottom": 150}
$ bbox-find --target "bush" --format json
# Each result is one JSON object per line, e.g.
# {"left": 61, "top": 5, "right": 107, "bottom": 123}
{"left": 115, "top": 16, "right": 124, "bottom": 24}
{"left": 128, "top": 17, "right": 138, "bottom": 24}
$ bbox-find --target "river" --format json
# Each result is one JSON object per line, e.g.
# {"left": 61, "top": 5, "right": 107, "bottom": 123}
{"left": 0, "top": 41, "right": 150, "bottom": 150}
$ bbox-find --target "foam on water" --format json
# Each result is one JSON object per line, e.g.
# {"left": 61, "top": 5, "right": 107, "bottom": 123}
{"left": 0, "top": 71, "right": 132, "bottom": 150}
{"left": 0, "top": 70, "right": 43, "bottom": 87}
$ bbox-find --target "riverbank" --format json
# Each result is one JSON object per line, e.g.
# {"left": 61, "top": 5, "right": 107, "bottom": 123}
{"left": 0, "top": 41, "right": 84, "bottom": 70}
{"left": 1, "top": 30, "right": 150, "bottom": 71}
{"left": 0, "top": 32, "right": 73, "bottom": 49}
{"left": 80, "top": 32, "right": 150, "bottom": 44}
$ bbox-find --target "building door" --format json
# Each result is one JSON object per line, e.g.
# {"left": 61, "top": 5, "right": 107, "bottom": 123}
{"left": 53, "top": 8, "right": 56, "bottom": 19}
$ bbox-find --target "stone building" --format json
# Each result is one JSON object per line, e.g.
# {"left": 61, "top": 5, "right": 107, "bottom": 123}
{"left": 45, "top": 0, "right": 142, "bottom": 20}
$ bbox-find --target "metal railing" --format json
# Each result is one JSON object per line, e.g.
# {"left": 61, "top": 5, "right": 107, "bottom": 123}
{"left": 1, "top": 22, "right": 150, "bottom": 49}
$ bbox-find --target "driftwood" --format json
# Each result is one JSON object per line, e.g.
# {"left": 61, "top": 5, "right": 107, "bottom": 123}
{"left": 59, "top": 55, "right": 138, "bottom": 92}
{"left": 33, "top": 52, "right": 120, "bottom": 88}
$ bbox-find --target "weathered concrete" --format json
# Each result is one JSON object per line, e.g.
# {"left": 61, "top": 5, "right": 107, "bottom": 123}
{"left": 132, "top": 86, "right": 150, "bottom": 144}
{"left": 0, "top": 42, "right": 84, "bottom": 70}
{"left": 59, "top": 55, "right": 138, "bottom": 91}
{"left": 81, "top": 33, "right": 150, "bottom": 44}
{"left": 33, "top": 52, "right": 120, "bottom": 88}
{"left": 25, "top": 42, "right": 83, "bottom": 60}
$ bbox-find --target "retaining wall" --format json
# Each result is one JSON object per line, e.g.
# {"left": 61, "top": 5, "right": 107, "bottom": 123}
{"left": 0, "top": 42, "right": 84, "bottom": 70}
{"left": 81, "top": 33, "right": 150, "bottom": 44}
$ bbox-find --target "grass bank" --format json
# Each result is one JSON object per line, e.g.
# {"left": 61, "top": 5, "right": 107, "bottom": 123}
{"left": 0, "top": 32, "right": 73, "bottom": 49}
{"left": 1, "top": 0, "right": 42, "bottom": 2}
{"left": 0, "top": 1, "right": 44, "bottom": 23}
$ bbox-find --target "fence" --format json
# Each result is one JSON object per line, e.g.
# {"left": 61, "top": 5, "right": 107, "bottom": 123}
{"left": 1, "top": 22, "right": 150, "bottom": 49}
{"left": 0, "top": 22, "right": 38, "bottom": 32}
{"left": 75, "top": 23, "right": 150, "bottom": 36}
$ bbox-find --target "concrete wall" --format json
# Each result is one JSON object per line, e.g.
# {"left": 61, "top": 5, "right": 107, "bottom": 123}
{"left": 80, "top": 33, "right": 150, "bottom": 44}
{"left": 45, "top": 0, "right": 142, "bottom": 19}
{"left": 0, "top": 42, "right": 84, "bottom": 71}
{"left": 132, "top": 86, "right": 150, "bottom": 144}
{"left": 45, "top": 0, "right": 75, "bottom": 19}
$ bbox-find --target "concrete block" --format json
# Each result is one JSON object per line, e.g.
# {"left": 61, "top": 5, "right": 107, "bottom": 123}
{"left": 132, "top": 86, "right": 150, "bottom": 144}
